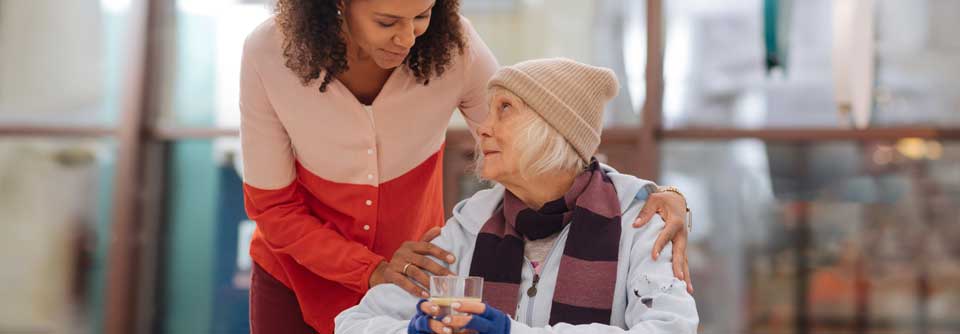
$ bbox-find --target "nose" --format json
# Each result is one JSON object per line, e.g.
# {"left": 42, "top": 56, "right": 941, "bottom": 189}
{"left": 393, "top": 23, "right": 415, "bottom": 49}
{"left": 476, "top": 120, "right": 493, "bottom": 139}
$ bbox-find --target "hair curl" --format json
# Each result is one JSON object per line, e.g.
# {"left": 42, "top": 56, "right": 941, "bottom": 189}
{"left": 275, "top": 0, "right": 466, "bottom": 92}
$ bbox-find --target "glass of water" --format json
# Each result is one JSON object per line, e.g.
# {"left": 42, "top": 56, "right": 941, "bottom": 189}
{"left": 429, "top": 276, "right": 483, "bottom": 332}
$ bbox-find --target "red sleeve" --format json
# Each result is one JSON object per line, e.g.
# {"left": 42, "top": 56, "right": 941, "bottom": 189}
{"left": 242, "top": 183, "right": 384, "bottom": 293}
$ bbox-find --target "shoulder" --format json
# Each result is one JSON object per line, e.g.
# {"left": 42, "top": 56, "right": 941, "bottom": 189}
{"left": 459, "top": 15, "right": 483, "bottom": 50}
{"left": 601, "top": 165, "right": 665, "bottom": 250}
{"left": 449, "top": 183, "right": 504, "bottom": 235}
{"left": 456, "top": 15, "right": 497, "bottom": 71}
{"left": 243, "top": 16, "right": 282, "bottom": 58}
{"left": 602, "top": 163, "right": 657, "bottom": 212}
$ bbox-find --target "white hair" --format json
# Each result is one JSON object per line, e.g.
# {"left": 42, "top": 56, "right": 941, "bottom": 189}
{"left": 514, "top": 112, "right": 587, "bottom": 179}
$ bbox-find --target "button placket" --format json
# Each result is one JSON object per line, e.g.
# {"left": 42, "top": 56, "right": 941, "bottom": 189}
{"left": 363, "top": 107, "right": 379, "bottom": 239}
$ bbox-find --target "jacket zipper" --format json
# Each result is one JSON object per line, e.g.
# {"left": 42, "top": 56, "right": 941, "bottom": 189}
{"left": 521, "top": 233, "right": 563, "bottom": 325}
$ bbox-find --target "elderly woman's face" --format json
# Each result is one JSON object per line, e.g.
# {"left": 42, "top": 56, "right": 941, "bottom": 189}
{"left": 476, "top": 88, "right": 532, "bottom": 182}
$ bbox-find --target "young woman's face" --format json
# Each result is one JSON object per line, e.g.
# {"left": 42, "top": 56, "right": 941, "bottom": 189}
{"left": 342, "top": 0, "right": 435, "bottom": 69}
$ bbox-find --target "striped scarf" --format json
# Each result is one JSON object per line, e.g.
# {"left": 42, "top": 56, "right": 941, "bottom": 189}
{"left": 469, "top": 160, "right": 622, "bottom": 325}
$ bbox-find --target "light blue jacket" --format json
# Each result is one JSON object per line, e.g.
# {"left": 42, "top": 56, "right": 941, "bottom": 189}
{"left": 335, "top": 165, "right": 699, "bottom": 333}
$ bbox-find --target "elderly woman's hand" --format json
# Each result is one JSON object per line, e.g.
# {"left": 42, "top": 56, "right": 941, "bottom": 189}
{"left": 410, "top": 300, "right": 510, "bottom": 334}
{"left": 632, "top": 190, "right": 694, "bottom": 293}
{"left": 370, "top": 227, "right": 456, "bottom": 298}
{"left": 408, "top": 299, "right": 441, "bottom": 334}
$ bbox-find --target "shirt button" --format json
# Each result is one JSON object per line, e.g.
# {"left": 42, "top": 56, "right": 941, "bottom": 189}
{"left": 363, "top": 225, "right": 371, "bottom": 231}
{"left": 367, "top": 174, "right": 374, "bottom": 180}
{"left": 365, "top": 200, "right": 373, "bottom": 206}
{"left": 367, "top": 149, "right": 374, "bottom": 155}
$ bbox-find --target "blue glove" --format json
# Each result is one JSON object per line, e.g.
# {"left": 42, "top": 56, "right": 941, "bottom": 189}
{"left": 462, "top": 303, "right": 511, "bottom": 334}
{"left": 408, "top": 299, "right": 435, "bottom": 334}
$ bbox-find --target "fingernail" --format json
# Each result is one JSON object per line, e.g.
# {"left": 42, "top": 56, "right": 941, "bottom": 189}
{"left": 443, "top": 327, "right": 451, "bottom": 334}
{"left": 446, "top": 255, "right": 455, "bottom": 263}
{"left": 451, "top": 302, "right": 461, "bottom": 309}
{"left": 431, "top": 305, "right": 439, "bottom": 312}
{"left": 443, "top": 317, "right": 452, "bottom": 324}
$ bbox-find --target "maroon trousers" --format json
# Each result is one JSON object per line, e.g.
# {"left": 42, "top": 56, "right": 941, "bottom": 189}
{"left": 250, "top": 263, "right": 317, "bottom": 334}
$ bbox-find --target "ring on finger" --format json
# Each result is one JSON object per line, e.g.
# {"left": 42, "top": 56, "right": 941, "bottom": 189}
{"left": 402, "top": 262, "right": 413, "bottom": 276}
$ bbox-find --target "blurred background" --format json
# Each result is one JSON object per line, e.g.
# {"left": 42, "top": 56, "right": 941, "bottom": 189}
{"left": 0, "top": 0, "right": 958, "bottom": 333}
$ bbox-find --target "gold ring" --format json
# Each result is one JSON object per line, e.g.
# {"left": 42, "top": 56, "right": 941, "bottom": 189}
{"left": 402, "top": 263, "right": 412, "bottom": 275}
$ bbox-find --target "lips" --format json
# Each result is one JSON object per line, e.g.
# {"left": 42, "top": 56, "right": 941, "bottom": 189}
{"left": 382, "top": 49, "right": 408, "bottom": 59}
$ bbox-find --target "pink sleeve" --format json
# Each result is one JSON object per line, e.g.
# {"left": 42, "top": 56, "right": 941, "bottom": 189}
{"left": 457, "top": 17, "right": 500, "bottom": 135}
{"left": 239, "top": 33, "right": 296, "bottom": 190}
{"left": 239, "top": 29, "right": 384, "bottom": 293}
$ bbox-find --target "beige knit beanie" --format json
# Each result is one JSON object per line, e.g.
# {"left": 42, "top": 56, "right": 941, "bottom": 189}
{"left": 487, "top": 58, "right": 620, "bottom": 162}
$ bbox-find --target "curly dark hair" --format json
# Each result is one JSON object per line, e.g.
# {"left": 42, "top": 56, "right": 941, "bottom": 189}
{"left": 275, "top": 0, "right": 466, "bottom": 93}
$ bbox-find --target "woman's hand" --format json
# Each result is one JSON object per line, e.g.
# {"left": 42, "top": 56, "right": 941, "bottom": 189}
{"left": 408, "top": 299, "right": 442, "bottom": 334}
{"left": 370, "top": 227, "right": 457, "bottom": 298}
{"left": 410, "top": 300, "right": 511, "bottom": 334}
{"left": 632, "top": 190, "right": 694, "bottom": 293}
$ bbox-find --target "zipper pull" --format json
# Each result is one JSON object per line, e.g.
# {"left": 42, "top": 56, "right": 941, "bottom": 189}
{"left": 526, "top": 274, "right": 540, "bottom": 297}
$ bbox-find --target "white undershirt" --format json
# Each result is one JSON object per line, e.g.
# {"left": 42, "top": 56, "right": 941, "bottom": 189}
{"left": 362, "top": 105, "right": 375, "bottom": 129}
{"left": 524, "top": 233, "right": 561, "bottom": 273}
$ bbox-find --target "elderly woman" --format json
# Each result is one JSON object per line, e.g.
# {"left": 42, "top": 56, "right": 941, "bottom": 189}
{"left": 335, "top": 59, "right": 699, "bottom": 334}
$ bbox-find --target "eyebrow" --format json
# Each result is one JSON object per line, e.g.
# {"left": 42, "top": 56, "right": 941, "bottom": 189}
{"left": 374, "top": 2, "right": 435, "bottom": 19}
